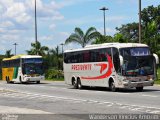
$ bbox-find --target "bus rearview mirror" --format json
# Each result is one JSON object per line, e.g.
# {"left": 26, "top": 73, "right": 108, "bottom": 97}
{"left": 119, "top": 55, "right": 124, "bottom": 66}
{"left": 153, "top": 53, "right": 159, "bottom": 64}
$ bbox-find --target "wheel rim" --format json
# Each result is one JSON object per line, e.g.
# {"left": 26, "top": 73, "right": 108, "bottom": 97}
{"left": 111, "top": 82, "right": 116, "bottom": 91}
{"left": 72, "top": 80, "right": 77, "bottom": 88}
{"left": 73, "top": 80, "right": 76, "bottom": 86}
{"left": 78, "top": 80, "right": 82, "bottom": 89}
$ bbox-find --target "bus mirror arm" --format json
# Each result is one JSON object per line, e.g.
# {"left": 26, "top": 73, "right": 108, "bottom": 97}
{"left": 119, "top": 55, "right": 124, "bottom": 66}
{"left": 153, "top": 53, "right": 159, "bottom": 64}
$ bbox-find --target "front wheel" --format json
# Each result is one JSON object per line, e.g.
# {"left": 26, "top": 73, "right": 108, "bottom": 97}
{"left": 36, "top": 81, "right": 40, "bottom": 84}
{"left": 136, "top": 87, "right": 143, "bottom": 92}
{"left": 6, "top": 76, "right": 10, "bottom": 84}
{"left": 109, "top": 81, "right": 117, "bottom": 92}
{"left": 19, "top": 76, "right": 23, "bottom": 84}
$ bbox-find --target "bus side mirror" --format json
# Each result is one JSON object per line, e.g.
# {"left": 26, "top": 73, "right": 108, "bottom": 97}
{"left": 153, "top": 53, "right": 159, "bottom": 64}
{"left": 119, "top": 55, "right": 124, "bottom": 66}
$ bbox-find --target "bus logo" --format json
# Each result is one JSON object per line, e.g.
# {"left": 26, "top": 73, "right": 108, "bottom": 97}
{"left": 81, "top": 54, "right": 113, "bottom": 80}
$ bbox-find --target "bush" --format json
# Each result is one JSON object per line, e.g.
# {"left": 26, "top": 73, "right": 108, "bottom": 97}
{"left": 45, "top": 69, "right": 64, "bottom": 80}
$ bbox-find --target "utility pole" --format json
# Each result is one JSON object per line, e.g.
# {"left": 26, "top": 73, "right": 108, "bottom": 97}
{"left": 60, "top": 43, "right": 64, "bottom": 55}
{"left": 35, "top": 0, "right": 38, "bottom": 54}
{"left": 13, "top": 43, "right": 18, "bottom": 55}
{"left": 100, "top": 7, "right": 109, "bottom": 36}
{"left": 60, "top": 43, "right": 64, "bottom": 71}
{"left": 139, "top": 0, "right": 142, "bottom": 43}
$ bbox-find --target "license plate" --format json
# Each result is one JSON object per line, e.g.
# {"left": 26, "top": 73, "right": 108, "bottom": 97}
{"left": 137, "top": 83, "right": 143, "bottom": 87}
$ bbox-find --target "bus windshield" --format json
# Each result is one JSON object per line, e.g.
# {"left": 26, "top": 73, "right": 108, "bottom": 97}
{"left": 122, "top": 56, "right": 154, "bottom": 76}
{"left": 120, "top": 47, "right": 154, "bottom": 76}
{"left": 22, "top": 58, "right": 43, "bottom": 75}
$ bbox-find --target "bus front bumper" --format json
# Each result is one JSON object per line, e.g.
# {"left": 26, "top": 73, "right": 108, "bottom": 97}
{"left": 24, "top": 76, "right": 44, "bottom": 82}
{"left": 122, "top": 80, "right": 154, "bottom": 88}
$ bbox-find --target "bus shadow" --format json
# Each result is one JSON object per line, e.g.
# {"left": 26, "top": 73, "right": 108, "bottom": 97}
{"left": 13, "top": 82, "right": 49, "bottom": 85}
{"left": 70, "top": 86, "right": 160, "bottom": 93}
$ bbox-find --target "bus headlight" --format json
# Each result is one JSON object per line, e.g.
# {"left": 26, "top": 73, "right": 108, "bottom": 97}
{"left": 147, "top": 76, "right": 152, "bottom": 81}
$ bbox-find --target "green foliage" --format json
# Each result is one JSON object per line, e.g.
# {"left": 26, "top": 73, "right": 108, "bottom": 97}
{"left": 114, "top": 33, "right": 127, "bottom": 43}
{"left": 0, "top": 55, "right": 5, "bottom": 80}
{"left": 141, "top": 5, "right": 160, "bottom": 27}
{"left": 43, "top": 46, "right": 63, "bottom": 70}
{"left": 92, "top": 35, "right": 114, "bottom": 44}
{"left": 143, "top": 21, "right": 160, "bottom": 55}
{"left": 65, "top": 27, "right": 100, "bottom": 48}
{"left": 155, "top": 67, "right": 160, "bottom": 84}
{"left": 115, "top": 22, "right": 139, "bottom": 43}
{"left": 45, "top": 69, "right": 64, "bottom": 80}
{"left": 5, "top": 49, "right": 13, "bottom": 58}
{"left": 26, "top": 41, "right": 49, "bottom": 56}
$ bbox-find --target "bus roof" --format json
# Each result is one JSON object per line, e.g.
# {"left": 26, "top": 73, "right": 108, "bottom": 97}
{"left": 2, "top": 55, "right": 42, "bottom": 61}
{"left": 64, "top": 43, "right": 148, "bottom": 53}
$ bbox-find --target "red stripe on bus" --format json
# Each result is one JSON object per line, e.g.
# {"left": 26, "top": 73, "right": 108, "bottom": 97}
{"left": 81, "top": 54, "right": 113, "bottom": 80}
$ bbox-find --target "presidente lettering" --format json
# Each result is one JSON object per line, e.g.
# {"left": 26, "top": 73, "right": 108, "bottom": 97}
{"left": 72, "top": 64, "right": 92, "bottom": 71}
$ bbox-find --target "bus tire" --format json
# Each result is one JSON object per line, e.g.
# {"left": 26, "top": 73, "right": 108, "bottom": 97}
{"left": 6, "top": 76, "right": 10, "bottom": 84}
{"left": 36, "top": 81, "right": 40, "bottom": 84}
{"left": 72, "top": 78, "right": 78, "bottom": 89}
{"left": 19, "top": 76, "right": 23, "bottom": 84}
{"left": 77, "top": 78, "right": 82, "bottom": 89}
{"left": 109, "top": 79, "right": 117, "bottom": 92}
{"left": 136, "top": 87, "right": 143, "bottom": 92}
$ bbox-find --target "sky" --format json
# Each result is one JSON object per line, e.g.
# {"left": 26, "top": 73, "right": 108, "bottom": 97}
{"left": 0, "top": 0, "right": 159, "bottom": 55}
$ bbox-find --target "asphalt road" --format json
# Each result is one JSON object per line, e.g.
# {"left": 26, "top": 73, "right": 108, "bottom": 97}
{"left": 0, "top": 80, "right": 160, "bottom": 120}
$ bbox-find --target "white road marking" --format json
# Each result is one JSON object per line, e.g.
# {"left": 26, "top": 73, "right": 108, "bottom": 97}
{"left": 142, "top": 94, "right": 158, "bottom": 98}
{"left": 1, "top": 87, "right": 160, "bottom": 114}
{"left": 0, "top": 105, "right": 51, "bottom": 114}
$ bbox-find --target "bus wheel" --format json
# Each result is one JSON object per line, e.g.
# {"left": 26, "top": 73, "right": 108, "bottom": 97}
{"left": 72, "top": 79, "right": 78, "bottom": 89}
{"left": 6, "top": 76, "right": 10, "bottom": 84}
{"left": 77, "top": 79, "right": 82, "bottom": 89}
{"left": 36, "top": 81, "right": 40, "bottom": 84}
{"left": 136, "top": 87, "right": 143, "bottom": 92}
{"left": 109, "top": 80, "right": 117, "bottom": 92}
{"left": 19, "top": 76, "right": 23, "bottom": 84}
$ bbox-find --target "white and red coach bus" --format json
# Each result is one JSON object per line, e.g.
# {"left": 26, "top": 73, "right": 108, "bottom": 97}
{"left": 63, "top": 43, "right": 159, "bottom": 92}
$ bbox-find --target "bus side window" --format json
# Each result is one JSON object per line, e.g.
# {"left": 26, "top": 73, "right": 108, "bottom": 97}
{"left": 83, "top": 51, "right": 90, "bottom": 62}
{"left": 22, "top": 64, "right": 26, "bottom": 74}
{"left": 106, "top": 48, "right": 112, "bottom": 58}
{"left": 113, "top": 48, "right": 120, "bottom": 72}
{"left": 100, "top": 49, "right": 108, "bottom": 62}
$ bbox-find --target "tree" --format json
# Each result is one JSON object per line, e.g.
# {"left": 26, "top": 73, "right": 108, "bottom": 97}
{"left": 92, "top": 35, "right": 114, "bottom": 44}
{"left": 65, "top": 27, "right": 100, "bottom": 48}
{"left": 116, "top": 22, "right": 139, "bottom": 43}
{"left": 26, "top": 41, "right": 49, "bottom": 56}
{"left": 44, "top": 46, "right": 63, "bottom": 70}
{"left": 141, "top": 5, "right": 160, "bottom": 30}
{"left": 114, "top": 33, "right": 126, "bottom": 43}
{"left": 141, "top": 5, "right": 160, "bottom": 56}
{"left": 144, "top": 21, "right": 160, "bottom": 55}
{"left": 5, "top": 49, "right": 13, "bottom": 58}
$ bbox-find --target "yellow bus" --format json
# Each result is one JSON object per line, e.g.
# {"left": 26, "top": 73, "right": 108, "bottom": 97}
{"left": 2, "top": 55, "right": 44, "bottom": 84}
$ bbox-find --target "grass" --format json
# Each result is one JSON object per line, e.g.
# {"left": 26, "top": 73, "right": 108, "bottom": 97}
{"left": 155, "top": 80, "right": 160, "bottom": 84}
{"left": 45, "top": 77, "right": 64, "bottom": 81}
{"left": 155, "top": 67, "right": 160, "bottom": 84}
